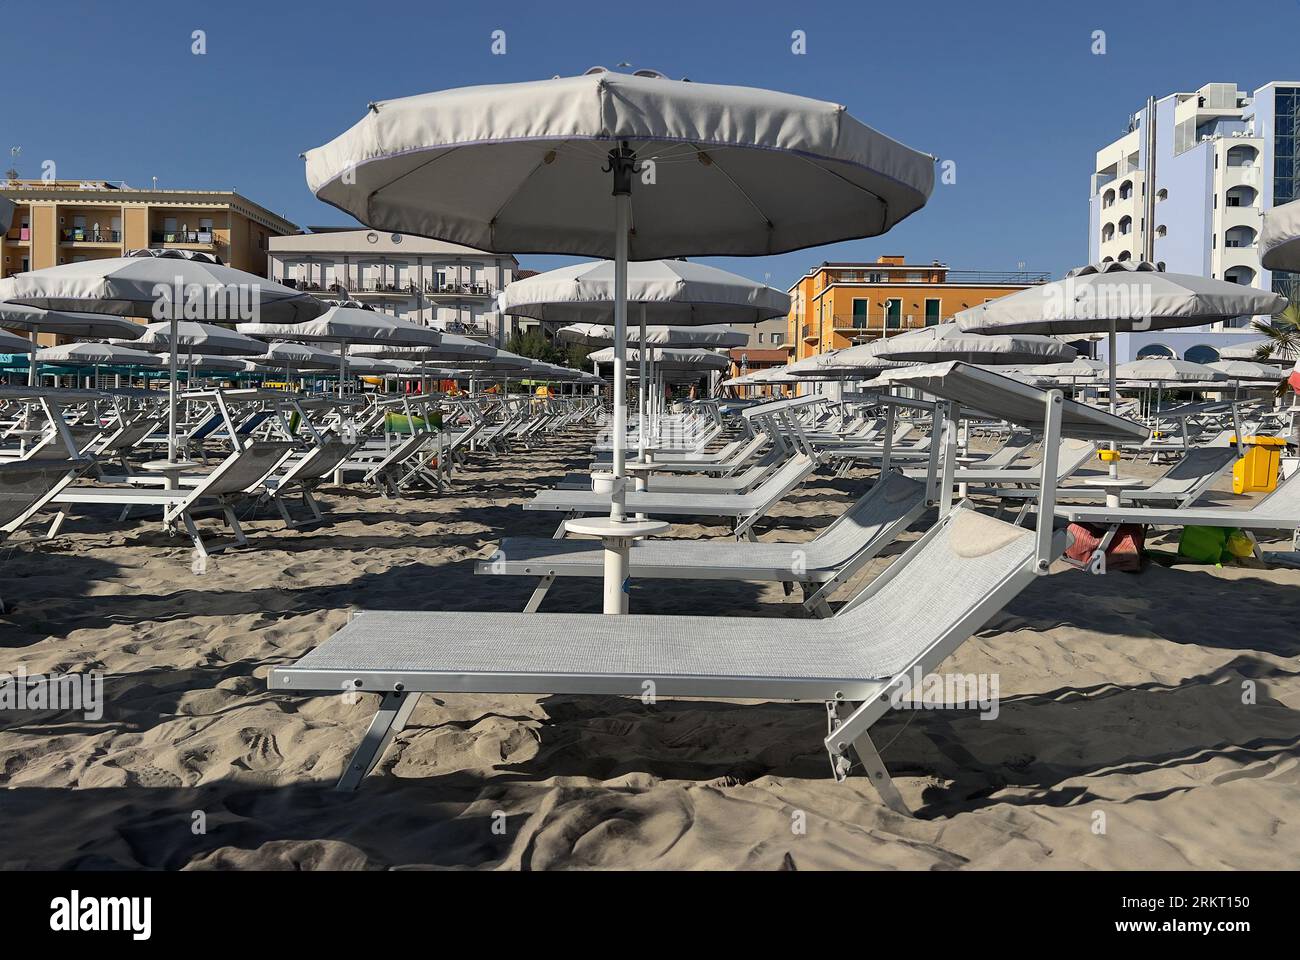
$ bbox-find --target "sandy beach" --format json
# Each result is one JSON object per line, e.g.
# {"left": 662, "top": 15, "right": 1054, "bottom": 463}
{"left": 1, "top": 432, "right": 1297, "bottom": 871}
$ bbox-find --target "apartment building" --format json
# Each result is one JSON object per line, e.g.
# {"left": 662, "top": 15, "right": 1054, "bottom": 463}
{"left": 0, "top": 179, "right": 296, "bottom": 280}
{"left": 786, "top": 256, "right": 1047, "bottom": 362}
{"left": 268, "top": 228, "right": 521, "bottom": 344}
{"left": 1088, "top": 80, "right": 1300, "bottom": 361}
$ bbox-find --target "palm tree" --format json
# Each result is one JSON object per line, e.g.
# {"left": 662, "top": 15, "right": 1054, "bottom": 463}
{"left": 1251, "top": 300, "right": 1300, "bottom": 363}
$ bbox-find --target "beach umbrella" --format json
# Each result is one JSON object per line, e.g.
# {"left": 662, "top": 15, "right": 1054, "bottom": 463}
{"left": 865, "top": 323, "right": 1076, "bottom": 365}
{"left": 1262, "top": 197, "right": 1300, "bottom": 272}
{"left": 0, "top": 249, "right": 323, "bottom": 322}
{"left": 239, "top": 305, "right": 444, "bottom": 404}
{"left": 586, "top": 346, "right": 729, "bottom": 372}
{"left": 554, "top": 321, "right": 749, "bottom": 349}
{"left": 500, "top": 261, "right": 790, "bottom": 325}
{"left": 305, "top": 65, "right": 934, "bottom": 612}
{"left": 349, "top": 333, "right": 495, "bottom": 362}
{"left": 132, "top": 320, "right": 267, "bottom": 356}
{"left": 32, "top": 342, "right": 163, "bottom": 392}
{"left": 1217, "top": 337, "right": 1294, "bottom": 362}
{"left": 35, "top": 341, "right": 164, "bottom": 368}
{"left": 255, "top": 341, "right": 343, "bottom": 371}
{"left": 1, "top": 301, "right": 146, "bottom": 386}
{"left": 1207, "top": 359, "right": 1286, "bottom": 381}
{"left": 0, "top": 250, "right": 325, "bottom": 470}
{"left": 502, "top": 259, "right": 788, "bottom": 462}
{"left": 0, "top": 327, "right": 38, "bottom": 355}
{"left": 1115, "top": 357, "right": 1229, "bottom": 383}
{"left": 954, "top": 261, "right": 1284, "bottom": 475}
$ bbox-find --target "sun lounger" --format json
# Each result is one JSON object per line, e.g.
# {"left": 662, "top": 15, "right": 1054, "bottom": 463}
{"left": 272, "top": 502, "right": 1066, "bottom": 809}
{"left": 49, "top": 440, "right": 296, "bottom": 558}
{"left": 0, "top": 458, "right": 91, "bottom": 612}
{"left": 261, "top": 439, "right": 360, "bottom": 528}
{"left": 480, "top": 469, "right": 930, "bottom": 614}
{"left": 1056, "top": 468, "right": 1300, "bottom": 573}
{"left": 524, "top": 453, "right": 819, "bottom": 539}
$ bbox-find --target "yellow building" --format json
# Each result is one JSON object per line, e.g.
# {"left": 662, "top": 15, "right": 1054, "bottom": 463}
{"left": 0, "top": 179, "right": 298, "bottom": 282}
{"left": 787, "top": 256, "right": 1048, "bottom": 361}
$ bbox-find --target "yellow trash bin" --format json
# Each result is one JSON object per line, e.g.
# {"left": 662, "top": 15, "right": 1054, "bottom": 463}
{"left": 1231, "top": 436, "right": 1286, "bottom": 495}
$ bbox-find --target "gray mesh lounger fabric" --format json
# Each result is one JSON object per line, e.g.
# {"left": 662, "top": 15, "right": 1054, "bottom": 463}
{"left": 272, "top": 505, "right": 1038, "bottom": 701}
{"left": 1058, "top": 468, "right": 1300, "bottom": 529}
{"left": 481, "top": 471, "right": 926, "bottom": 582}
{"left": 525, "top": 455, "right": 815, "bottom": 518}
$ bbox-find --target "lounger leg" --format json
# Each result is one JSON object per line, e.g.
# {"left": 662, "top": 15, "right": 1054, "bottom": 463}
{"left": 46, "top": 509, "right": 69, "bottom": 540}
{"left": 183, "top": 514, "right": 209, "bottom": 560}
{"left": 223, "top": 507, "right": 247, "bottom": 548}
{"left": 337, "top": 691, "right": 421, "bottom": 791}
{"left": 827, "top": 701, "right": 911, "bottom": 816}
{"left": 522, "top": 575, "right": 556, "bottom": 613}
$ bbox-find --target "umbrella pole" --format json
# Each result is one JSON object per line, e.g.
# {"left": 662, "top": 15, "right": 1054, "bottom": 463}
{"left": 610, "top": 190, "right": 629, "bottom": 522}
{"left": 1107, "top": 319, "right": 1118, "bottom": 480}
{"left": 27, "top": 328, "right": 37, "bottom": 387}
{"left": 637, "top": 303, "right": 647, "bottom": 464}
{"left": 167, "top": 315, "right": 179, "bottom": 467}
{"left": 334, "top": 342, "right": 349, "bottom": 486}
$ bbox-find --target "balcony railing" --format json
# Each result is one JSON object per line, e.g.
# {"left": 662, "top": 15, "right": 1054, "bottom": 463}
{"left": 151, "top": 230, "right": 216, "bottom": 245}
{"left": 61, "top": 228, "right": 121, "bottom": 243}
{"left": 426, "top": 281, "right": 495, "bottom": 297}
{"left": 801, "top": 323, "right": 816, "bottom": 341}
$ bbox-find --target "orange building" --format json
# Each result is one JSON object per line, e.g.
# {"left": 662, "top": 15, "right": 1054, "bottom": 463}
{"left": 0, "top": 179, "right": 298, "bottom": 282}
{"left": 787, "top": 256, "right": 1048, "bottom": 362}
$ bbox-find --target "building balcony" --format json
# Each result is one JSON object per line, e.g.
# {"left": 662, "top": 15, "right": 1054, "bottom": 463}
{"left": 352, "top": 283, "right": 411, "bottom": 299}
{"left": 424, "top": 282, "right": 496, "bottom": 299}
{"left": 801, "top": 323, "right": 818, "bottom": 342}
{"left": 150, "top": 230, "right": 218, "bottom": 246}
{"left": 60, "top": 228, "right": 121, "bottom": 244}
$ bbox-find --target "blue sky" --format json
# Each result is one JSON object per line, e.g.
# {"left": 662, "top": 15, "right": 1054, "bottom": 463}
{"left": 6, "top": 0, "right": 1299, "bottom": 290}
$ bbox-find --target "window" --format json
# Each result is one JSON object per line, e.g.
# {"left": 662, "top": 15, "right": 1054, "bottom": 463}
{"left": 770, "top": 332, "right": 783, "bottom": 346}
{"left": 851, "top": 298, "right": 868, "bottom": 328}
{"left": 924, "top": 298, "right": 941, "bottom": 326}
{"left": 1119, "top": 180, "right": 1133, "bottom": 200}
{"left": 1136, "top": 344, "right": 1175, "bottom": 359}
{"left": 885, "top": 298, "right": 902, "bottom": 329}
{"left": 1101, "top": 222, "right": 1115, "bottom": 242}
{"left": 1155, "top": 225, "right": 1167, "bottom": 238}
{"left": 1184, "top": 345, "right": 1220, "bottom": 364}
{"left": 1156, "top": 188, "right": 1168, "bottom": 202}
{"left": 1118, "top": 215, "right": 1132, "bottom": 235}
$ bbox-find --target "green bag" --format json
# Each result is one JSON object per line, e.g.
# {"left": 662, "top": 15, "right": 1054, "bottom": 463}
{"left": 1177, "top": 525, "right": 1227, "bottom": 564}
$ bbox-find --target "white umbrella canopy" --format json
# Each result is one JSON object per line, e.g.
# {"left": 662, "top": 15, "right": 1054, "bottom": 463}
{"left": 238, "top": 306, "right": 444, "bottom": 348}
{"left": 954, "top": 261, "right": 1286, "bottom": 335}
{"left": 499, "top": 260, "right": 790, "bottom": 325}
{"left": 1208, "top": 359, "right": 1287, "bottom": 381}
{"left": 1217, "top": 337, "right": 1295, "bottom": 362}
{"left": 349, "top": 335, "right": 495, "bottom": 361}
{"left": 35, "top": 342, "right": 165, "bottom": 367}
{"left": 0, "top": 301, "right": 145, "bottom": 339}
{"left": 1261, "top": 197, "right": 1300, "bottom": 272}
{"left": 0, "top": 250, "right": 324, "bottom": 323}
{"left": 866, "top": 324, "right": 1076, "bottom": 365}
{"left": 555, "top": 321, "right": 749, "bottom": 348}
{"left": 306, "top": 65, "right": 935, "bottom": 612}
{"left": 723, "top": 365, "right": 801, "bottom": 386}
{"left": 0, "top": 328, "right": 38, "bottom": 353}
{"left": 587, "top": 346, "right": 729, "bottom": 372}
{"left": 254, "top": 341, "right": 343, "bottom": 371}
{"left": 1114, "top": 357, "right": 1229, "bottom": 383}
{"left": 131, "top": 320, "right": 267, "bottom": 356}
{"left": 306, "top": 68, "right": 935, "bottom": 259}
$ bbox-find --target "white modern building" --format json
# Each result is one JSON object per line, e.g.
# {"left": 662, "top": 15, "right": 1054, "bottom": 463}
{"left": 268, "top": 228, "right": 524, "bottom": 344}
{"left": 1088, "top": 80, "right": 1300, "bottom": 362}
